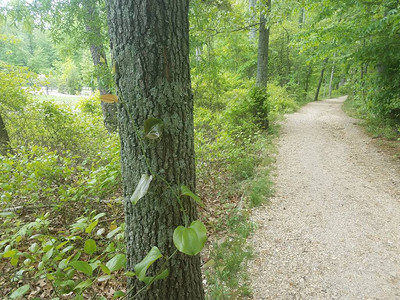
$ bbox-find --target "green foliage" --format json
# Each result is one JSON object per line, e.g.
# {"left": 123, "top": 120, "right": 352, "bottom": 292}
{"left": 7, "top": 97, "right": 113, "bottom": 159}
{"left": 56, "top": 59, "right": 82, "bottom": 94}
{"left": 0, "top": 61, "right": 36, "bottom": 112}
{"left": 76, "top": 92, "right": 103, "bottom": 115}
{"left": 0, "top": 210, "right": 127, "bottom": 298}
{"left": 205, "top": 212, "right": 255, "bottom": 299}
{"left": 173, "top": 221, "right": 207, "bottom": 256}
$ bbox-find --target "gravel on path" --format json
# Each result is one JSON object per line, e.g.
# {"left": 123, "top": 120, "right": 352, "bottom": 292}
{"left": 249, "top": 96, "right": 400, "bottom": 300}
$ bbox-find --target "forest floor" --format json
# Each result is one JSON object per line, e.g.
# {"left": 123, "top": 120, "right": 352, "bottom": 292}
{"left": 248, "top": 96, "right": 400, "bottom": 299}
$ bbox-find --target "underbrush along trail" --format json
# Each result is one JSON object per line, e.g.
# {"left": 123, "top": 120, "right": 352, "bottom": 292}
{"left": 249, "top": 96, "right": 400, "bottom": 299}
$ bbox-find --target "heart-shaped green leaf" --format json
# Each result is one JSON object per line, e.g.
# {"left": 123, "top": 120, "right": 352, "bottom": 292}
{"left": 106, "top": 253, "right": 126, "bottom": 273}
{"left": 180, "top": 185, "right": 205, "bottom": 208}
{"left": 134, "top": 247, "right": 163, "bottom": 281}
{"left": 144, "top": 118, "right": 164, "bottom": 140}
{"left": 173, "top": 220, "right": 207, "bottom": 256}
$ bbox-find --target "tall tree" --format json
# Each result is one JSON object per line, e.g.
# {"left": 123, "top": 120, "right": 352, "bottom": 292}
{"left": 106, "top": 0, "right": 204, "bottom": 299}
{"left": 314, "top": 58, "right": 328, "bottom": 101}
{"left": 256, "top": 0, "right": 271, "bottom": 87}
{"left": 82, "top": 0, "right": 118, "bottom": 132}
{"left": 249, "top": 0, "right": 257, "bottom": 41}
{"left": 0, "top": 113, "right": 10, "bottom": 155}
{"left": 5, "top": 0, "right": 119, "bottom": 132}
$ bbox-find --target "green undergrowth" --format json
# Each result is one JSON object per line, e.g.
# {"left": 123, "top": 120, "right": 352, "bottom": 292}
{"left": 196, "top": 78, "right": 299, "bottom": 299}
{"left": 343, "top": 96, "right": 400, "bottom": 141}
{"left": 1, "top": 70, "right": 306, "bottom": 298}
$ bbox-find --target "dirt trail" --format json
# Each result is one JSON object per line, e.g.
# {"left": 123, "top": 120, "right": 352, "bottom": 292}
{"left": 249, "top": 96, "right": 400, "bottom": 299}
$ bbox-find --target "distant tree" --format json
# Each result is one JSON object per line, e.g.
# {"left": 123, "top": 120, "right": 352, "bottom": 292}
{"left": 256, "top": 0, "right": 271, "bottom": 88}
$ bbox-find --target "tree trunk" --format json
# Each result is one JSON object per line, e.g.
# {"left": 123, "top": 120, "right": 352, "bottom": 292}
{"left": 305, "top": 65, "right": 312, "bottom": 93}
{"left": 314, "top": 58, "right": 328, "bottom": 101}
{"left": 0, "top": 112, "right": 11, "bottom": 155}
{"left": 249, "top": 0, "right": 257, "bottom": 41}
{"left": 82, "top": 0, "right": 118, "bottom": 132}
{"left": 106, "top": 1, "right": 204, "bottom": 299}
{"left": 256, "top": 0, "right": 271, "bottom": 88}
{"left": 299, "top": 7, "right": 305, "bottom": 28}
{"left": 328, "top": 62, "right": 335, "bottom": 97}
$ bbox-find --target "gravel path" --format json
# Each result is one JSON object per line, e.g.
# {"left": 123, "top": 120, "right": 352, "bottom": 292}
{"left": 249, "top": 96, "right": 400, "bottom": 299}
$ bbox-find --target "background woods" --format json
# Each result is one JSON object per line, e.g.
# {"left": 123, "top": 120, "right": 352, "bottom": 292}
{"left": 0, "top": 0, "right": 399, "bottom": 299}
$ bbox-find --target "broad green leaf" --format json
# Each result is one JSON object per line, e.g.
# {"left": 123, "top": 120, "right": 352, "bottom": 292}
{"left": 3, "top": 249, "right": 17, "bottom": 258}
{"left": 124, "top": 271, "right": 136, "bottom": 277}
{"left": 85, "top": 220, "right": 98, "bottom": 234}
{"left": 173, "top": 220, "right": 207, "bottom": 256}
{"left": 58, "top": 257, "right": 71, "bottom": 270}
{"left": 130, "top": 174, "right": 152, "bottom": 205}
{"left": 92, "top": 212, "right": 106, "bottom": 220}
{"left": 154, "top": 268, "right": 169, "bottom": 281}
{"left": 70, "top": 261, "right": 93, "bottom": 276}
{"left": 106, "top": 253, "right": 126, "bottom": 273}
{"left": 144, "top": 118, "right": 164, "bottom": 140}
{"left": 42, "top": 248, "right": 54, "bottom": 262}
{"left": 141, "top": 270, "right": 169, "bottom": 285}
{"left": 98, "top": 275, "right": 112, "bottom": 282}
{"left": 106, "top": 227, "right": 122, "bottom": 239}
{"left": 0, "top": 211, "right": 15, "bottom": 218}
{"left": 56, "top": 241, "right": 69, "bottom": 250}
{"left": 46, "top": 273, "right": 55, "bottom": 280}
{"left": 61, "top": 245, "right": 74, "bottom": 253}
{"left": 9, "top": 284, "right": 30, "bottom": 299}
{"left": 113, "top": 291, "right": 125, "bottom": 298}
{"left": 84, "top": 239, "right": 96, "bottom": 255}
{"left": 74, "top": 279, "right": 93, "bottom": 290}
{"left": 134, "top": 246, "right": 163, "bottom": 281}
{"left": 99, "top": 263, "right": 111, "bottom": 275}
{"left": 11, "top": 256, "right": 19, "bottom": 266}
{"left": 180, "top": 185, "right": 205, "bottom": 207}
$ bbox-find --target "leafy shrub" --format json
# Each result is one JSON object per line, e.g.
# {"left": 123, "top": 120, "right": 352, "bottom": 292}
{"left": 0, "top": 210, "right": 126, "bottom": 299}
{"left": 267, "top": 82, "right": 299, "bottom": 115}
{"left": 76, "top": 92, "right": 103, "bottom": 116}
{"left": 7, "top": 98, "right": 114, "bottom": 160}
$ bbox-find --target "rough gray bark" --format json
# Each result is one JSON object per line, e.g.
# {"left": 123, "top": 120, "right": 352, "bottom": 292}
{"left": 314, "top": 58, "right": 328, "bottom": 101}
{"left": 0, "top": 112, "right": 11, "bottom": 155}
{"left": 106, "top": 1, "right": 204, "bottom": 299}
{"left": 256, "top": 0, "right": 271, "bottom": 88}
{"left": 82, "top": 0, "right": 118, "bottom": 132}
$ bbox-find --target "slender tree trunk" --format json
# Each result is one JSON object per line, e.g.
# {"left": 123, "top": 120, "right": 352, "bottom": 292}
{"left": 82, "top": 0, "right": 118, "bottom": 132}
{"left": 106, "top": 1, "right": 204, "bottom": 299}
{"left": 256, "top": 0, "right": 271, "bottom": 88}
{"left": 305, "top": 65, "right": 312, "bottom": 92}
{"left": 249, "top": 0, "right": 257, "bottom": 41}
{"left": 314, "top": 58, "right": 328, "bottom": 101}
{"left": 299, "top": 7, "right": 305, "bottom": 28}
{"left": 195, "top": 46, "right": 202, "bottom": 64}
{"left": 328, "top": 61, "right": 335, "bottom": 97}
{"left": 0, "top": 112, "right": 11, "bottom": 155}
